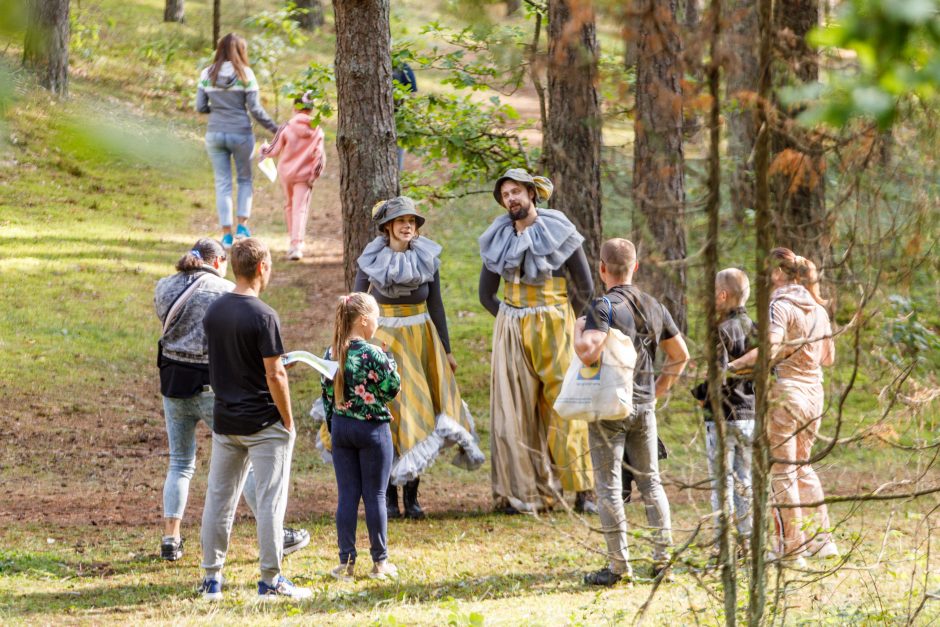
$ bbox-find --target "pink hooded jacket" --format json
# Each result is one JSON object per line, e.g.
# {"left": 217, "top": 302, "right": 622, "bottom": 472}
{"left": 260, "top": 112, "right": 325, "bottom": 185}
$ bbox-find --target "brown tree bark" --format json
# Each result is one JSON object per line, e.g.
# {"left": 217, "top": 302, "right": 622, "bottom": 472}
{"left": 545, "top": 0, "right": 602, "bottom": 272}
{"left": 747, "top": 0, "right": 774, "bottom": 623}
{"left": 506, "top": 0, "right": 522, "bottom": 15}
{"left": 294, "top": 0, "right": 324, "bottom": 30}
{"left": 726, "top": 0, "right": 759, "bottom": 221}
{"left": 23, "top": 0, "right": 69, "bottom": 97}
{"left": 213, "top": 0, "right": 221, "bottom": 47}
{"left": 333, "top": 0, "right": 399, "bottom": 289}
{"left": 771, "top": 0, "right": 828, "bottom": 254}
{"left": 164, "top": 0, "right": 185, "bottom": 23}
{"left": 632, "top": 0, "right": 688, "bottom": 331}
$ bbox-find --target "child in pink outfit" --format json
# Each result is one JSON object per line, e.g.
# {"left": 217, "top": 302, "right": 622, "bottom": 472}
{"left": 260, "top": 93, "right": 326, "bottom": 260}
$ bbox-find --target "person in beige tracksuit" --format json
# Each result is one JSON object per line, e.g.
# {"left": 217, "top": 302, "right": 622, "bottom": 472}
{"left": 729, "top": 247, "right": 837, "bottom": 566}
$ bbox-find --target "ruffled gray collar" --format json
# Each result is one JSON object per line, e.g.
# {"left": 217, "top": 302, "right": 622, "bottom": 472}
{"left": 478, "top": 208, "right": 584, "bottom": 284}
{"left": 357, "top": 236, "right": 442, "bottom": 297}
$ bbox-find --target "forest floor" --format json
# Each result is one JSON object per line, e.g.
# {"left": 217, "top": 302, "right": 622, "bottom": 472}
{"left": 1, "top": 0, "right": 939, "bottom": 624}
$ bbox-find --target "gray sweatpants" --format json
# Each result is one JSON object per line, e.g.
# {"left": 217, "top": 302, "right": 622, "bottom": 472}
{"left": 588, "top": 403, "right": 672, "bottom": 573}
{"left": 201, "top": 421, "right": 295, "bottom": 585}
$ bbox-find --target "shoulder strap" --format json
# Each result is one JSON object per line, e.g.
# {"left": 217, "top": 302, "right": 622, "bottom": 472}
{"left": 618, "top": 288, "right": 654, "bottom": 347}
{"left": 601, "top": 296, "right": 614, "bottom": 329}
{"left": 162, "top": 272, "right": 213, "bottom": 337}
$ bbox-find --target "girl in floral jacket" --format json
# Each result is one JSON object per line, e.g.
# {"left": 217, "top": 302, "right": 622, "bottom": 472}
{"left": 322, "top": 292, "right": 401, "bottom": 581}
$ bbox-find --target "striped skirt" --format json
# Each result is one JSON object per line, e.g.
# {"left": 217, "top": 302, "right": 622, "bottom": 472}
{"left": 490, "top": 277, "right": 593, "bottom": 512}
{"left": 313, "top": 303, "right": 485, "bottom": 486}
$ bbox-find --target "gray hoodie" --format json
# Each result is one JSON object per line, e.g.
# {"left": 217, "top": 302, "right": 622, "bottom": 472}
{"left": 196, "top": 61, "right": 278, "bottom": 134}
{"left": 155, "top": 268, "right": 235, "bottom": 364}
{"left": 769, "top": 284, "right": 835, "bottom": 385}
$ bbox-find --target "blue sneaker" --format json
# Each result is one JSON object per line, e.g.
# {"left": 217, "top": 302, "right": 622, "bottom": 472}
{"left": 221, "top": 233, "right": 234, "bottom": 249}
{"left": 199, "top": 577, "right": 223, "bottom": 601}
{"left": 235, "top": 224, "right": 251, "bottom": 239}
{"left": 258, "top": 575, "right": 313, "bottom": 601}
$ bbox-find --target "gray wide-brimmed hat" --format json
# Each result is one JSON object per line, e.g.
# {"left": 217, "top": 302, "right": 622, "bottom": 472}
{"left": 493, "top": 168, "right": 554, "bottom": 207}
{"left": 371, "top": 196, "right": 426, "bottom": 228}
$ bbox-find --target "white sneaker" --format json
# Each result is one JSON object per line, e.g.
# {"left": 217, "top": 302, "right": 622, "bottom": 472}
{"left": 287, "top": 247, "right": 303, "bottom": 261}
{"left": 369, "top": 560, "right": 399, "bottom": 580}
{"left": 330, "top": 560, "right": 355, "bottom": 582}
{"left": 807, "top": 541, "right": 840, "bottom": 559}
{"left": 257, "top": 575, "right": 313, "bottom": 601}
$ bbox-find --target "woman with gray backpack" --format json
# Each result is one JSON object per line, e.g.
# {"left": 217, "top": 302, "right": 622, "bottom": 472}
{"left": 154, "top": 238, "right": 308, "bottom": 561}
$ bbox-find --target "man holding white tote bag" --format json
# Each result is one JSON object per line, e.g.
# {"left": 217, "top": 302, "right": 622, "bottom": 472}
{"left": 573, "top": 239, "right": 690, "bottom": 586}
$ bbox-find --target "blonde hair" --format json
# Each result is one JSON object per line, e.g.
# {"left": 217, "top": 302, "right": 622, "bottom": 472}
{"left": 332, "top": 293, "right": 379, "bottom": 405}
{"left": 716, "top": 268, "right": 750, "bottom": 306}
{"left": 771, "top": 247, "right": 827, "bottom": 307}
{"left": 600, "top": 238, "right": 637, "bottom": 278}
{"left": 209, "top": 33, "right": 250, "bottom": 85}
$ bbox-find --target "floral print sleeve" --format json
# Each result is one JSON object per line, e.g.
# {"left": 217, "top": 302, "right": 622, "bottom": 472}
{"left": 320, "top": 340, "right": 401, "bottom": 422}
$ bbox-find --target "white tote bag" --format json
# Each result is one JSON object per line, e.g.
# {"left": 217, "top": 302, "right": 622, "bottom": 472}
{"left": 554, "top": 298, "right": 636, "bottom": 422}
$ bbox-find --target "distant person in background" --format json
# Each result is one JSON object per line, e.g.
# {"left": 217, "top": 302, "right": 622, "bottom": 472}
{"left": 392, "top": 61, "right": 417, "bottom": 172}
{"left": 154, "top": 238, "right": 308, "bottom": 563}
{"left": 728, "top": 248, "right": 837, "bottom": 567}
{"left": 691, "top": 268, "right": 758, "bottom": 547}
{"left": 197, "top": 33, "right": 279, "bottom": 250}
{"left": 260, "top": 90, "right": 326, "bottom": 261}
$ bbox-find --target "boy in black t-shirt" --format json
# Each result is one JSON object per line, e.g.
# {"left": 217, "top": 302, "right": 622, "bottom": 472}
{"left": 199, "top": 238, "right": 311, "bottom": 602}
{"left": 691, "top": 268, "right": 758, "bottom": 542}
{"left": 574, "top": 238, "right": 690, "bottom": 586}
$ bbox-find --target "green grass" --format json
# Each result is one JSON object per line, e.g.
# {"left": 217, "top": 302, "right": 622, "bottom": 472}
{"left": 1, "top": 0, "right": 939, "bottom": 623}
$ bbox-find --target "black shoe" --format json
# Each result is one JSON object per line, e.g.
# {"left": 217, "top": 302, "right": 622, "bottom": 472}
{"left": 574, "top": 491, "right": 599, "bottom": 515}
{"left": 161, "top": 536, "right": 184, "bottom": 561}
{"left": 403, "top": 478, "right": 426, "bottom": 520}
{"left": 283, "top": 527, "right": 310, "bottom": 556}
{"left": 387, "top": 482, "right": 403, "bottom": 519}
{"left": 584, "top": 567, "right": 627, "bottom": 586}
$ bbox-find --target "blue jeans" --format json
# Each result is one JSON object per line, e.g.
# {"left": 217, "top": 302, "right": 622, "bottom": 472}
{"left": 331, "top": 415, "right": 393, "bottom": 564}
{"left": 205, "top": 131, "right": 254, "bottom": 227}
{"left": 705, "top": 420, "right": 754, "bottom": 538}
{"left": 162, "top": 390, "right": 257, "bottom": 519}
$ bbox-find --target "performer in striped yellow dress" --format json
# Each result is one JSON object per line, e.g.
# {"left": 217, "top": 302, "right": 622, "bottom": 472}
{"left": 479, "top": 169, "right": 597, "bottom": 515}
{"left": 348, "top": 196, "right": 485, "bottom": 519}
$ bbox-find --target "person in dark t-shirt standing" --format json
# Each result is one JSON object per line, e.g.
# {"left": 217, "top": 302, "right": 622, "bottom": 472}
{"left": 198, "top": 238, "right": 311, "bottom": 601}
{"left": 574, "top": 238, "right": 690, "bottom": 586}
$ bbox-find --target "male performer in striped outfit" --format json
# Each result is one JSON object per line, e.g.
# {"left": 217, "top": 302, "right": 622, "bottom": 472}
{"left": 478, "top": 169, "right": 597, "bottom": 515}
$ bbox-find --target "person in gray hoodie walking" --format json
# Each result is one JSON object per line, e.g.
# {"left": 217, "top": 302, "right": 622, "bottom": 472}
{"left": 196, "top": 33, "right": 279, "bottom": 249}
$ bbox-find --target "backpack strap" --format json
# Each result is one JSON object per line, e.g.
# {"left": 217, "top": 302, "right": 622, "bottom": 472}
{"left": 161, "top": 272, "right": 212, "bottom": 337}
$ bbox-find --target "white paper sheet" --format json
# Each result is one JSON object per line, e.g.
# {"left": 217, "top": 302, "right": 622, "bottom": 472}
{"left": 258, "top": 157, "right": 277, "bottom": 182}
{"left": 282, "top": 350, "right": 338, "bottom": 379}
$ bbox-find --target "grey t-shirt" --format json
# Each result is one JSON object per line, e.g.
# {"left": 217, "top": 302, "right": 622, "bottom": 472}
{"left": 584, "top": 285, "right": 679, "bottom": 405}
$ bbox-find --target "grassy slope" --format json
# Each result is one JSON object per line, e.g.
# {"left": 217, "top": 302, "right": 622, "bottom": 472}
{"left": 1, "top": 0, "right": 939, "bottom": 624}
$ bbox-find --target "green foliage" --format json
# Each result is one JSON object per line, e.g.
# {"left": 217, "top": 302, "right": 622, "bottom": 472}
{"left": 244, "top": 3, "right": 310, "bottom": 119}
{"left": 392, "top": 30, "right": 531, "bottom": 201}
{"left": 796, "top": 0, "right": 940, "bottom": 129}
{"left": 282, "top": 62, "right": 335, "bottom": 126}
{"left": 883, "top": 294, "right": 940, "bottom": 371}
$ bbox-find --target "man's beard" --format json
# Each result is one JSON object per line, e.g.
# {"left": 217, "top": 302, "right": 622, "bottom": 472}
{"left": 507, "top": 202, "right": 531, "bottom": 222}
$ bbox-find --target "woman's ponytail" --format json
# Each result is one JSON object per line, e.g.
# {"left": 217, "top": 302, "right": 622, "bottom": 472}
{"left": 176, "top": 237, "right": 225, "bottom": 273}
{"left": 771, "top": 247, "right": 829, "bottom": 308}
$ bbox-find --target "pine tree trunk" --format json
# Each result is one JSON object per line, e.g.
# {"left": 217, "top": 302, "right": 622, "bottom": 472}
{"left": 164, "top": 0, "right": 185, "bottom": 23}
{"left": 294, "top": 0, "right": 324, "bottom": 30}
{"left": 333, "top": 0, "right": 399, "bottom": 289}
{"left": 772, "top": 0, "right": 827, "bottom": 254}
{"left": 23, "top": 0, "right": 70, "bottom": 97}
{"left": 726, "top": 0, "right": 759, "bottom": 221}
{"left": 545, "top": 0, "right": 602, "bottom": 273}
{"left": 213, "top": 0, "right": 221, "bottom": 46}
{"left": 632, "top": 0, "right": 688, "bottom": 331}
